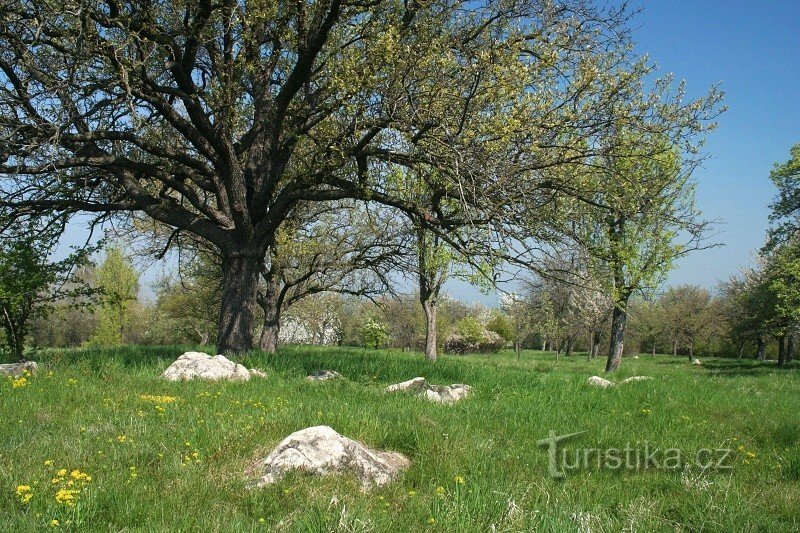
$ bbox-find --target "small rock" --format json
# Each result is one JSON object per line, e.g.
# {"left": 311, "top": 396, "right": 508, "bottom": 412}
{"left": 250, "top": 368, "right": 268, "bottom": 378}
{"left": 384, "top": 377, "right": 427, "bottom": 393}
{"left": 307, "top": 370, "right": 343, "bottom": 381}
{"left": 0, "top": 361, "right": 38, "bottom": 377}
{"left": 587, "top": 376, "right": 614, "bottom": 388}
{"left": 620, "top": 376, "right": 653, "bottom": 384}
{"left": 632, "top": 355, "right": 640, "bottom": 359}
{"left": 162, "top": 352, "right": 252, "bottom": 382}
{"left": 253, "top": 425, "right": 409, "bottom": 489}
{"left": 691, "top": 358, "right": 702, "bottom": 366}
{"left": 385, "top": 377, "right": 472, "bottom": 403}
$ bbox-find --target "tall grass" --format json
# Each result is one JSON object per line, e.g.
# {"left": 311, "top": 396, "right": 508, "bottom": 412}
{"left": 1, "top": 346, "right": 798, "bottom": 531}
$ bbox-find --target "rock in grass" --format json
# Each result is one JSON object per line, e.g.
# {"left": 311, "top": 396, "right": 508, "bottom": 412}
{"left": 691, "top": 358, "right": 702, "bottom": 365}
{"left": 0, "top": 361, "right": 37, "bottom": 377}
{"left": 619, "top": 376, "right": 653, "bottom": 384}
{"left": 587, "top": 376, "right": 614, "bottom": 388}
{"left": 254, "top": 425, "right": 409, "bottom": 490}
{"left": 384, "top": 377, "right": 472, "bottom": 404}
{"left": 307, "top": 370, "right": 343, "bottom": 381}
{"left": 162, "top": 351, "right": 262, "bottom": 382}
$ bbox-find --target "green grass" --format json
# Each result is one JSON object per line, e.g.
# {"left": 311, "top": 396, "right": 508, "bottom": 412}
{"left": 1, "top": 346, "right": 799, "bottom": 532}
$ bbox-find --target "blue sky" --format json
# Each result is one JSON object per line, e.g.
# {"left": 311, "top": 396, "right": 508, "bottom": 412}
{"left": 450, "top": 0, "right": 800, "bottom": 304}
{"left": 60, "top": 1, "right": 800, "bottom": 303}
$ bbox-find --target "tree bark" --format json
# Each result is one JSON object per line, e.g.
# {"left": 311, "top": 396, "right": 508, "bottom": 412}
{"left": 592, "top": 331, "right": 601, "bottom": 359}
{"left": 787, "top": 334, "right": 795, "bottom": 363}
{"left": 605, "top": 305, "right": 628, "bottom": 372}
{"left": 514, "top": 339, "right": 521, "bottom": 360}
{"left": 257, "top": 270, "right": 282, "bottom": 354}
{"left": 421, "top": 299, "right": 438, "bottom": 362}
{"left": 777, "top": 334, "right": 786, "bottom": 365}
{"left": 755, "top": 336, "right": 766, "bottom": 361}
{"left": 688, "top": 342, "right": 694, "bottom": 361}
{"left": 217, "top": 254, "right": 261, "bottom": 355}
{"left": 565, "top": 335, "right": 574, "bottom": 357}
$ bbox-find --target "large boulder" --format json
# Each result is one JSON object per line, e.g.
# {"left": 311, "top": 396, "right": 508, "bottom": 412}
{"left": 587, "top": 376, "right": 614, "bottom": 388}
{"left": 253, "top": 425, "right": 409, "bottom": 490}
{"left": 162, "top": 352, "right": 263, "bottom": 382}
{"left": 0, "top": 361, "right": 38, "bottom": 377}
{"left": 385, "top": 377, "right": 472, "bottom": 404}
{"left": 307, "top": 370, "right": 343, "bottom": 381}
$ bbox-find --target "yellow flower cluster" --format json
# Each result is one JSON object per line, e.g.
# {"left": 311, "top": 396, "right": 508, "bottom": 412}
{"left": 15, "top": 484, "right": 33, "bottom": 504}
{"left": 182, "top": 442, "right": 201, "bottom": 466}
{"left": 50, "top": 468, "right": 91, "bottom": 507}
{"left": 11, "top": 376, "right": 28, "bottom": 388}
{"left": 139, "top": 394, "right": 177, "bottom": 404}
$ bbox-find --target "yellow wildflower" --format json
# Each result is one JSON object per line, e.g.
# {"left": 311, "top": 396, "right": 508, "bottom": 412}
{"left": 407, "top": 490, "right": 416, "bottom": 496}
{"left": 15, "top": 485, "right": 33, "bottom": 504}
{"left": 11, "top": 377, "right": 28, "bottom": 388}
{"left": 55, "top": 488, "right": 80, "bottom": 506}
{"left": 435, "top": 486, "right": 445, "bottom": 496}
{"left": 746, "top": 451, "right": 756, "bottom": 458}
{"left": 454, "top": 475, "right": 465, "bottom": 484}
{"left": 139, "top": 394, "right": 177, "bottom": 404}
{"left": 44, "top": 459, "right": 53, "bottom": 466}
{"left": 428, "top": 517, "right": 437, "bottom": 524}
{"left": 50, "top": 519, "right": 60, "bottom": 527}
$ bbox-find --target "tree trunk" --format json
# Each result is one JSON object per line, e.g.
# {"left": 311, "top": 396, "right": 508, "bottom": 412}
{"left": 257, "top": 271, "right": 282, "bottom": 354}
{"left": 592, "top": 331, "right": 601, "bottom": 359}
{"left": 755, "top": 336, "right": 766, "bottom": 361}
{"left": 688, "top": 342, "right": 694, "bottom": 361}
{"left": 541, "top": 339, "right": 546, "bottom": 351}
{"left": 565, "top": 335, "right": 574, "bottom": 357}
{"left": 217, "top": 254, "right": 260, "bottom": 355}
{"left": 778, "top": 334, "right": 786, "bottom": 365}
{"left": 422, "top": 299, "right": 438, "bottom": 362}
{"left": 651, "top": 343, "right": 656, "bottom": 356}
{"left": 673, "top": 339, "right": 678, "bottom": 357}
{"left": 514, "top": 339, "right": 521, "bottom": 360}
{"left": 787, "top": 334, "right": 795, "bottom": 363}
{"left": 737, "top": 341, "right": 745, "bottom": 359}
{"left": 605, "top": 305, "right": 628, "bottom": 372}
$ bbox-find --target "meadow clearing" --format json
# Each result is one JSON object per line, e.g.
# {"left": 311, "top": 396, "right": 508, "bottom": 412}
{"left": 2, "top": 347, "right": 799, "bottom": 532}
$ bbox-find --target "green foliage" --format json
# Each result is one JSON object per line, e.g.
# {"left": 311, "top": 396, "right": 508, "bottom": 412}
{"left": 87, "top": 247, "right": 140, "bottom": 347}
{"left": 486, "top": 312, "right": 514, "bottom": 342}
{"left": 359, "top": 316, "right": 390, "bottom": 349}
{"left": 767, "top": 143, "right": 800, "bottom": 248}
{"left": 0, "top": 219, "right": 95, "bottom": 361}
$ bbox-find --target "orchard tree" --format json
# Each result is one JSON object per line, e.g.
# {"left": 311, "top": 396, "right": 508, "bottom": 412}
{"left": 0, "top": 0, "right": 667, "bottom": 354}
{"left": 660, "top": 285, "right": 713, "bottom": 359}
{"left": 766, "top": 143, "right": 800, "bottom": 248}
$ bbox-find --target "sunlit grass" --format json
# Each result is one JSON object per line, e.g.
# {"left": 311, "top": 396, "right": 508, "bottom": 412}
{"left": 1, "top": 346, "right": 798, "bottom": 531}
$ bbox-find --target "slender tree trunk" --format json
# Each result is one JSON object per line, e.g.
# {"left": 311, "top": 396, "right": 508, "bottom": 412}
{"left": 755, "top": 336, "right": 766, "bottom": 361}
{"left": 778, "top": 334, "right": 786, "bottom": 365}
{"left": 787, "top": 334, "right": 795, "bottom": 363}
{"left": 514, "top": 339, "right": 521, "bottom": 360}
{"left": 421, "top": 298, "right": 438, "bottom": 362}
{"left": 541, "top": 339, "right": 546, "bottom": 351}
{"left": 737, "top": 341, "right": 745, "bottom": 359}
{"left": 606, "top": 305, "right": 628, "bottom": 372}
{"left": 217, "top": 254, "right": 261, "bottom": 355}
{"left": 588, "top": 331, "right": 594, "bottom": 361}
{"left": 673, "top": 339, "right": 678, "bottom": 357}
{"left": 257, "top": 271, "right": 282, "bottom": 354}
{"left": 688, "top": 342, "right": 694, "bottom": 361}
{"left": 565, "top": 335, "right": 574, "bottom": 357}
{"left": 592, "top": 331, "right": 601, "bottom": 359}
{"left": 651, "top": 343, "right": 656, "bottom": 356}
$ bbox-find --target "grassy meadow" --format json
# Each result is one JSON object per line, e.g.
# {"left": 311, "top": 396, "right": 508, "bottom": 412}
{"left": 1, "top": 346, "right": 799, "bottom": 532}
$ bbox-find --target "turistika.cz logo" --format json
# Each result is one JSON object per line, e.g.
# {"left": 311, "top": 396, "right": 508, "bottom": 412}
{"left": 536, "top": 430, "right": 734, "bottom": 479}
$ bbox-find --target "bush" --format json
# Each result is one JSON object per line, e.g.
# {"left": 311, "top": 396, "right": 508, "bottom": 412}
{"left": 359, "top": 317, "right": 390, "bottom": 349}
{"left": 444, "top": 318, "right": 505, "bottom": 355}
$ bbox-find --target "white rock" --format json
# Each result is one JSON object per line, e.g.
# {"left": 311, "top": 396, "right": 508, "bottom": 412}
{"left": 385, "top": 377, "right": 472, "bottom": 403}
{"left": 0, "top": 361, "right": 38, "bottom": 377}
{"left": 254, "top": 425, "right": 409, "bottom": 489}
{"left": 162, "top": 352, "right": 252, "bottom": 382}
{"left": 632, "top": 355, "right": 640, "bottom": 359}
{"left": 384, "top": 377, "right": 427, "bottom": 393}
{"left": 307, "top": 370, "right": 343, "bottom": 381}
{"left": 691, "top": 358, "right": 702, "bottom": 366}
{"left": 587, "top": 376, "right": 614, "bottom": 388}
{"left": 250, "top": 368, "right": 268, "bottom": 378}
{"left": 620, "top": 376, "right": 653, "bottom": 384}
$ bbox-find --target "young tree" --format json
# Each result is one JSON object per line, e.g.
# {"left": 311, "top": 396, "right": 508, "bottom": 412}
{"left": 766, "top": 143, "right": 800, "bottom": 248}
{"left": 660, "top": 285, "right": 713, "bottom": 359}
{"left": 0, "top": 218, "right": 94, "bottom": 361}
{"left": 88, "top": 246, "right": 140, "bottom": 346}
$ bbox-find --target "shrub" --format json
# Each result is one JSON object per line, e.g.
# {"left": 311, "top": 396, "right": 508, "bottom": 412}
{"left": 445, "top": 318, "right": 504, "bottom": 355}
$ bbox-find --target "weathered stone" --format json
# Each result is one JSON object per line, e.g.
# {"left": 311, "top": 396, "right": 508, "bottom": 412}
{"left": 162, "top": 352, "right": 253, "bottom": 382}
{"left": 385, "top": 377, "right": 471, "bottom": 404}
{"left": 0, "top": 361, "right": 38, "bottom": 377}
{"left": 620, "top": 376, "right": 653, "bottom": 384}
{"left": 307, "top": 370, "right": 343, "bottom": 381}
{"left": 691, "top": 358, "right": 702, "bottom": 366}
{"left": 250, "top": 368, "right": 268, "bottom": 378}
{"left": 253, "top": 425, "right": 409, "bottom": 489}
{"left": 587, "top": 376, "right": 614, "bottom": 388}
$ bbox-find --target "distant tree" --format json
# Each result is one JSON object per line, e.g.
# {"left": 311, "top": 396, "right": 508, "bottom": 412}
{"left": 660, "top": 285, "right": 713, "bottom": 359}
{"left": 0, "top": 218, "right": 94, "bottom": 361}
{"left": 88, "top": 247, "right": 139, "bottom": 346}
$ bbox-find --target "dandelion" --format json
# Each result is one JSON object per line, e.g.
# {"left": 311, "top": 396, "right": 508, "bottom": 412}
{"left": 435, "top": 486, "right": 445, "bottom": 496}
{"left": 454, "top": 475, "right": 465, "bottom": 485}
{"left": 117, "top": 435, "right": 127, "bottom": 443}
{"left": 44, "top": 459, "right": 53, "bottom": 466}
{"left": 50, "top": 519, "right": 60, "bottom": 527}
{"left": 55, "top": 488, "right": 80, "bottom": 506}
{"left": 15, "top": 485, "right": 33, "bottom": 504}
{"left": 11, "top": 377, "right": 28, "bottom": 388}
